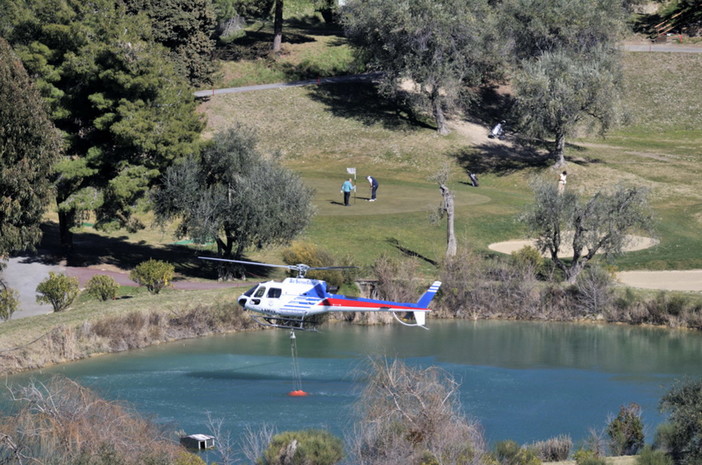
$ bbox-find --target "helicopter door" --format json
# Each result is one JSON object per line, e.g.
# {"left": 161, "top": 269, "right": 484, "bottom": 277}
{"left": 262, "top": 287, "right": 283, "bottom": 312}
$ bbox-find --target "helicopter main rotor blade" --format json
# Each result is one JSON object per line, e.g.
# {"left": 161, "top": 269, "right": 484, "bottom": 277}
{"left": 306, "top": 266, "right": 357, "bottom": 271}
{"left": 198, "top": 257, "right": 293, "bottom": 270}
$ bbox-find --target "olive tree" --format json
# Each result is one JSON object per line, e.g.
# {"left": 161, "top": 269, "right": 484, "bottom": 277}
{"left": 513, "top": 48, "right": 623, "bottom": 167}
{"left": 350, "top": 358, "right": 488, "bottom": 465}
{"left": 153, "top": 125, "right": 315, "bottom": 280}
{"left": 503, "top": 0, "right": 627, "bottom": 167}
{"left": 519, "top": 179, "right": 654, "bottom": 283}
{"left": 341, "top": 0, "right": 501, "bottom": 135}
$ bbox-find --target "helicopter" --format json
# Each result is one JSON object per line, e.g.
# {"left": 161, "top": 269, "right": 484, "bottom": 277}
{"left": 199, "top": 257, "right": 442, "bottom": 331}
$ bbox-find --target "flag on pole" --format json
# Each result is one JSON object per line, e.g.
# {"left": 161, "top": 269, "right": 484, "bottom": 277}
{"left": 346, "top": 167, "right": 356, "bottom": 175}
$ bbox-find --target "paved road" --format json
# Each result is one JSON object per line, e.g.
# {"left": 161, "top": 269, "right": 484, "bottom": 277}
{"left": 192, "top": 44, "right": 702, "bottom": 98}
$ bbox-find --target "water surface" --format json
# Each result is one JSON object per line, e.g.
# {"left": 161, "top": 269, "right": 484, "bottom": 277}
{"left": 8, "top": 320, "right": 702, "bottom": 447}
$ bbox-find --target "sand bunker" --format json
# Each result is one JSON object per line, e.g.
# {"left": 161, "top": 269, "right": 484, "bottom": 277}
{"left": 488, "top": 235, "right": 659, "bottom": 258}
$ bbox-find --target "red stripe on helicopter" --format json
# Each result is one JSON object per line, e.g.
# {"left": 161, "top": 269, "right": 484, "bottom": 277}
{"left": 320, "top": 298, "right": 418, "bottom": 310}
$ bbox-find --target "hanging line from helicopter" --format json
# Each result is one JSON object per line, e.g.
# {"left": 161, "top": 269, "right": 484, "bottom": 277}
{"left": 289, "top": 330, "right": 308, "bottom": 396}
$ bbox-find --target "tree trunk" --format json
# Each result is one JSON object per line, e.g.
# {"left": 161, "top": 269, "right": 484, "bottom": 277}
{"left": 431, "top": 89, "right": 449, "bottom": 135}
{"left": 57, "top": 207, "right": 75, "bottom": 250}
{"left": 554, "top": 131, "right": 566, "bottom": 167}
{"left": 273, "top": 0, "right": 284, "bottom": 53}
{"left": 440, "top": 184, "right": 456, "bottom": 257}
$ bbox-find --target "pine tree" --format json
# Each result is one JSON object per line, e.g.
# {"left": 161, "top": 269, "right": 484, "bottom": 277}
{"left": 0, "top": 38, "right": 62, "bottom": 258}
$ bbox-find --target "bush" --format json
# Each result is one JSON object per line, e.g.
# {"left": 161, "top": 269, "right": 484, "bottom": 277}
{"left": 511, "top": 246, "right": 545, "bottom": 277}
{"left": 573, "top": 449, "right": 607, "bottom": 465}
{"left": 636, "top": 446, "right": 673, "bottom": 465}
{"left": 35, "top": 272, "right": 80, "bottom": 312}
{"left": 659, "top": 378, "right": 702, "bottom": 465}
{"left": 573, "top": 266, "right": 614, "bottom": 316}
{"left": 0, "top": 286, "right": 19, "bottom": 321}
{"left": 350, "top": 359, "right": 488, "bottom": 465}
{"left": 528, "top": 435, "right": 572, "bottom": 462}
{"left": 261, "top": 429, "right": 343, "bottom": 465}
{"left": 86, "top": 275, "right": 120, "bottom": 301}
{"left": 494, "top": 440, "right": 541, "bottom": 465}
{"left": 129, "top": 259, "right": 175, "bottom": 294}
{"left": 607, "top": 403, "right": 644, "bottom": 456}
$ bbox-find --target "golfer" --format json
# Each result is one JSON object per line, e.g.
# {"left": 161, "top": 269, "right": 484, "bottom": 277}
{"left": 366, "top": 175, "right": 379, "bottom": 201}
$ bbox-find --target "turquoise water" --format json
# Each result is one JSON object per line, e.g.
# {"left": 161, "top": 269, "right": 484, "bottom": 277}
{"left": 6, "top": 320, "right": 702, "bottom": 449}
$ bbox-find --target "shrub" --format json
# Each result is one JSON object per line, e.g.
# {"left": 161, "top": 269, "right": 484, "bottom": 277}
{"left": 86, "top": 274, "right": 120, "bottom": 301}
{"left": 659, "top": 378, "right": 702, "bottom": 465}
{"left": 511, "top": 246, "right": 545, "bottom": 276}
{"left": 573, "top": 266, "right": 614, "bottom": 316}
{"left": 129, "top": 259, "right": 175, "bottom": 294}
{"left": 261, "top": 429, "right": 343, "bottom": 465}
{"left": 35, "top": 272, "right": 80, "bottom": 312}
{"left": 636, "top": 446, "right": 673, "bottom": 465}
{"left": 573, "top": 449, "right": 606, "bottom": 465}
{"left": 494, "top": 440, "right": 541, "bottom": 465}
{"left": 0, "top": 286, "right": 19, "bottom": 321}
{"left": 607, "top": 403, "right": 644, "bottom": 456}
{"left": 350, "top": 359, "right": 488, "bottom": 465}
{"left": 528, "top": 435, "right": 572, "bottom": 462}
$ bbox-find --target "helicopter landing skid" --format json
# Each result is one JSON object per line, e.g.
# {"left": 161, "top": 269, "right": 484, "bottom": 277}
{"left": 252, "top": 315, "right": 319, "bottom": 332}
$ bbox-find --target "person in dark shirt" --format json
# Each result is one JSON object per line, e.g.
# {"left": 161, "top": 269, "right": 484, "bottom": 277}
{"left": 366, "top": 175, "right": 379, "bottom": 201}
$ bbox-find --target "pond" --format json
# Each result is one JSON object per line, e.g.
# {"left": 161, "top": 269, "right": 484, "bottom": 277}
{"left": 7, "top": 320, "right": 702, "bottom": 451}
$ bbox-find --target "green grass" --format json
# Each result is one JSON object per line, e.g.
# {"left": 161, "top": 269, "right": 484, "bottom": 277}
{"left": 42, "top": 28, "right": 702, "bottom": 280}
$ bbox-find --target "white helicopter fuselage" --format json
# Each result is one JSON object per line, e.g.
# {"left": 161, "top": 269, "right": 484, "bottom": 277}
{"left": 237, "top": 277, "right": 441, "bottom": 330}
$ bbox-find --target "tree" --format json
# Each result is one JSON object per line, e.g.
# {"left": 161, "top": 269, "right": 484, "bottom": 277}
{"left": 513, "top": 48, "right": 623, "bottom": 167}
{"left": 153, "top": 126, "right": 315, "bottom": 280}
{"left": 0, "top": 38, "right": 62, "bottom": 259}
{"left": 341, "top": 0, "right": 501, "bottom": 135}
{"left": 273, "top": 0, "right": 284, "bottom": 53}
{"left": 430, "top": 164, "right": 457, "bottom": 257}
{"left": 35, "top": 272, "right": 80, "bottom": 312}
{"left": 0, "top": 284, "right": 20, "bottom": 321}
{"left": 606, "top": 403, "right": 644, "bottom": 456}
{"left": 124, "top": 0, "right": 218, "bottom": 86}
{"left": 659, "top": 378, "right": 702, "bottom": 465}
{"left": 503, "top": 0, "right": 627, "bottom": 167}
{"left": 350, "top": 358, "right": 488, "bottom": 465}
{"left": 5, "top": 0, "right": 203, "bottom": 248}
{"left": 519, "top": 180, "right": 654, "bottom": 283}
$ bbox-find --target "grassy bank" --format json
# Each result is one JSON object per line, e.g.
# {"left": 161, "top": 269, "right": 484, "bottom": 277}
{"left": 0, "top": 288, "right": 257, "bottom": 375}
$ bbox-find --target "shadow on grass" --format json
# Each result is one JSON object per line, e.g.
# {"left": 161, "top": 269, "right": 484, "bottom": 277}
{"left": 386, "top": 238, "right": 438, "bottom": 267}
{"left": 452, "top": 141, "right": 551, "bottom": 177}
{"left": 309, "top": 81, "right": 434, "bottom": 131}
{"left": 27, "top": 222, "right": 273, "bottom": 281}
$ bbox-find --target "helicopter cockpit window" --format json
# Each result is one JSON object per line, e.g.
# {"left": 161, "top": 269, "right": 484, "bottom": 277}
{"left": 254, "top": 287, "right": 266, "bottom": 298}
{"left": 267, "top": 288, "right": 282, "bottom": 299}
{"left": 243, "top": 285, "right": 258, "bottom": 297}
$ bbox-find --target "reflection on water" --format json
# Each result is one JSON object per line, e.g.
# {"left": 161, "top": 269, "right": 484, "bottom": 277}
{"left": 6, "top": 320, "right": 702, "bottom": 448}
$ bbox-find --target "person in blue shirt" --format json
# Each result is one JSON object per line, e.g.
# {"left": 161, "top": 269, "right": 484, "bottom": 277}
{"left": 366, "top": 175, "right": 379, "bottom": 201}
{"left": 340, "top": 178, "right": 355, "bottom": 206}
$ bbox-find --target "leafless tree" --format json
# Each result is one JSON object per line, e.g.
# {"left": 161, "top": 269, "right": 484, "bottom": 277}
{"left": 349, "top": 358, "right": 488, "bottom": 465}
{"left": 430, "top": 164, "right": 457, "bottom": 258}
